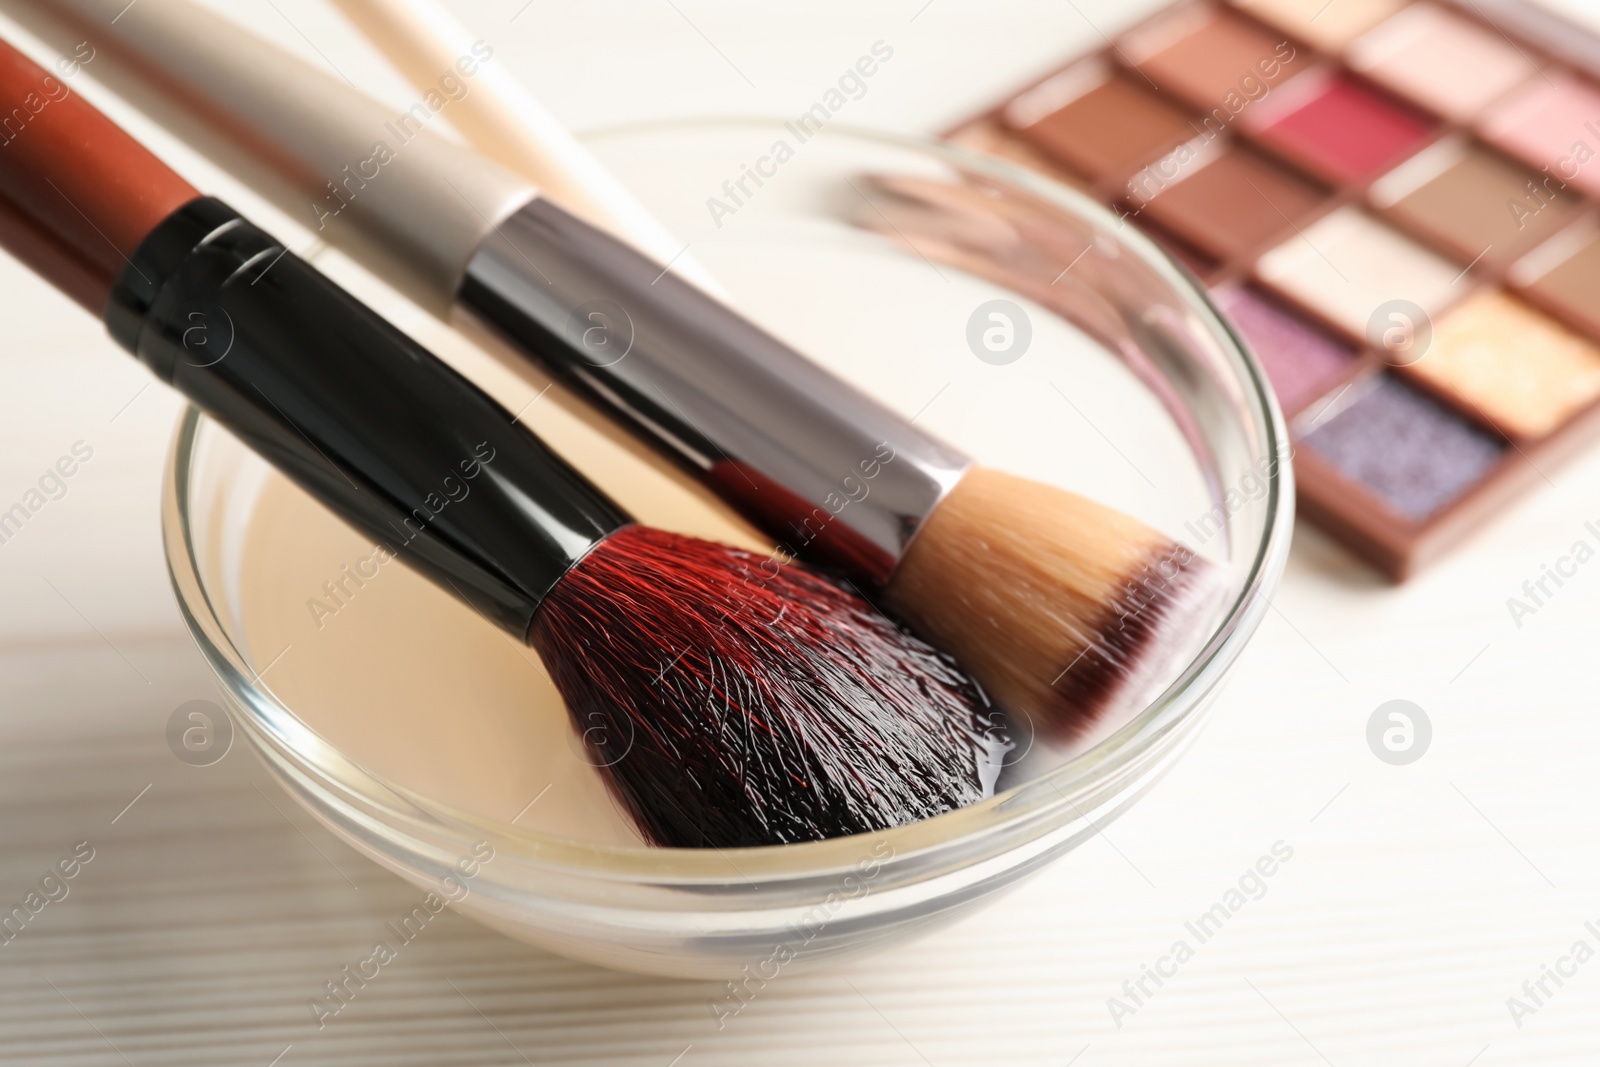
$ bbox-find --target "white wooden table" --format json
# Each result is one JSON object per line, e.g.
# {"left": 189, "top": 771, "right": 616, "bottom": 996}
{"left": 2, "top": 1, "right": 1598, "bottom": 1063}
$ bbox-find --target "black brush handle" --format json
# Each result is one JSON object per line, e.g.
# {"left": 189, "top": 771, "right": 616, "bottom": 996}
{"left": 106, "top": 197, "right": 628, "bottom": 637}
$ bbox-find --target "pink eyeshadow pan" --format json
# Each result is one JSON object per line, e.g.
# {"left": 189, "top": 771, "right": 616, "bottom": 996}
{"left": 1479, "top": 74, "right": 1600, "bottom": 197}
{"left": 1347, "top": 2, "right": 1536, "bottom": 122}
{"left": 1246, "top": 72, "right": 1436, "bottom": 183}
{"left": 1215, "top": 286, "right": 1354, "bottom": 412}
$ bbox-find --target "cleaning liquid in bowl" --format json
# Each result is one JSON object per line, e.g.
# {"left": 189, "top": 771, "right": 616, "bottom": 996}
{"left": 167, "top": 121, "right": 1289, "bottom": 974}
{"left": 237, "top": 467, "right": 645, "bottom": 847}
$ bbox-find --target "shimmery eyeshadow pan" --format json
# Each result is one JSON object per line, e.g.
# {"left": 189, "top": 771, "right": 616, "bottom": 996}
{"left": 1300, "top": 373, "right": 1504, "bottom": 522}
{"left": 1137, "top": 144, "right": 1329, "bottom": 261}
{"left": 1002, "top": 62, "right": 1195, "bottom": 181}
{"left": 1245, "top": 71, "right": 1436, "bottom": 183}
{"left": 1215, "top": 285, "right": 1355, "bottom": 411}
{"left": 1123, "top": 6, "right": 1308, "bottom": 114}
{"left": 1405, "top": 291, "right": 1600, "bottom": 440}
{"left": 1516, "top": 224, "right": 1600, "bottom": 340}
{"left": 1370, "top": 139, "right": 1583, "bottom": 268}
{"left": 1255, "top": 207, "right": 1461, "bottom": 337}
{"left": 1348, "top": 3, "right": 1537, "bottom": 122}
{"left": 1478, "top": 74, "right": 1600, "bottom": 198}
{"left": 1228, "top": 0, "right": 1406, "bottom": 51}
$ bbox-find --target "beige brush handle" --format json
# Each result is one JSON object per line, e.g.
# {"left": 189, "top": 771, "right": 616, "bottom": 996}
{"left": 43, "top": 0, "right": 539, "bottom": 315}
{"left": 329, "top": 0, "right": 728, "bottom": 299}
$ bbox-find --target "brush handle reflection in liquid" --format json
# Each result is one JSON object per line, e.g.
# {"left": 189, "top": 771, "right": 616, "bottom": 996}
{"left": 852, "top": 173, "right": 1217, "bottom": 461}
{"left": 0, "top": 33, "right": 1001, "bottom": 849}
{"left": 46, "top": 0, "right": 1226, "bottom": 742}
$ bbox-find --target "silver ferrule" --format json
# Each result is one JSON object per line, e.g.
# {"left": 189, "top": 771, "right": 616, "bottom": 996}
{"left": 460, "top": 198, "right": 970, "bottom": 586}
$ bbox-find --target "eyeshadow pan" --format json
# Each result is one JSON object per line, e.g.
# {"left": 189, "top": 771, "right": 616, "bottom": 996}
{"left": 1215, "top": 286, "right": 1355, "bottom": 411}
{"left": 1122, "top": 6, "right": 1308, "bottom": 114}
{"left": 1371, "top": 139, "right": 1583, "bottom": 268}
{"left": 1137, "top": 219, "right": 1220, "bottom": 276}
{"left": 1516, "top": 224, "right": 1600, "bottom": 339}
{"left": 1300, "top": 373, "right": 1504, "bottom": 522}
{"left": 1245, "top": 71, "right": 1436, "bottom": 183}
{"left": 1256, "top": 207, "right": 1462, "bottom": 337}
{"left": 1348, "top": 3, "right": 1538, "bottom": 122}
{"left": 1229, "top": 0, "right": 1406, "bottom": 51}
{"left": 1479, "top": 74, "right": 1600, "bottom": 197}
{"left": 1136, "top": 143, "right": 1329, "bottom": 261}
{"left": 1405, "top": 291, "right": 1600, "bottom": 439}
{"left": 1004, "top": 61, "right": 1196, "bottom": 182}
{"left": 948, "top": 118, "right": 1086, "bottom": 191}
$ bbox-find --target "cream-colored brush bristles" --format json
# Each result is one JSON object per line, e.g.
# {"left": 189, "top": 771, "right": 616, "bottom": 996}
{"left": 885, "top": 468, "right": 1225, "bottom": 746}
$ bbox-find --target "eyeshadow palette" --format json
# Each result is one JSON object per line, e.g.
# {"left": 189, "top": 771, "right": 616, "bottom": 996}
{"left": 948, "top": 0, "right": 1600, "bottom": 578}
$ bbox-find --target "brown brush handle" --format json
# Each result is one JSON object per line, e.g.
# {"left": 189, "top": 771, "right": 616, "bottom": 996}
{"left": 0, "top": 36, "right": 197, "bottom": 311}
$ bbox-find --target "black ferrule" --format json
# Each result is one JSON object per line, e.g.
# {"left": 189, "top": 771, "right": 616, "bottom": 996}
{"left": 106, "top": 197, "right": 629, "bottom": 638}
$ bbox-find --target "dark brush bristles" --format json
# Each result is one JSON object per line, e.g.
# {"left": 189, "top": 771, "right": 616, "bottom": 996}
{"left": 885, "top": 468, "right": 1226, "bottom": 749}
{"left": 1052, "top": 541, "right": 1220, "bottom": 731}
{"left": 528, "top": 524, "right": 1005, "bottom": 849}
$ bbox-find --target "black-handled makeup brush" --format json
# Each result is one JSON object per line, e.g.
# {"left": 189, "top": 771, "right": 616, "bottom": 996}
{"left": 43, "top": 0, "right": 1227, "bottom": 746}
{"left": 0, "top": 35, "right": 1002, "bottom": 849}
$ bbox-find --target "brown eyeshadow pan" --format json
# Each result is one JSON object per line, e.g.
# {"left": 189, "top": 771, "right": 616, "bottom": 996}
{"left": 1517, "top": 225, "right": 1600, "bottom": 340}
{"left": 1004, "top": 65, "right": 1196, "bottom": 182}
{"left": 1134, "top": 218, "right": 1222, "bottom": 276}
{"left": 1123, "top": 5, "right": 1309, "bottom": 114}
{"left": 1136, "top": 144, "right": 1329, "bottom": 260}
{"left": 1373, "top": 140, "right": 1583, "bottom": 268}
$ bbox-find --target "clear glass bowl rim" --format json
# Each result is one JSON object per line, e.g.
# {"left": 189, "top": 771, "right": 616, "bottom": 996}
{"left": 161, "top": 117, "right": 1294, "bottom": 886}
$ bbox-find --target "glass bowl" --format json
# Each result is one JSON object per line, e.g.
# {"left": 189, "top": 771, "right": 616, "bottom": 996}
{"left": 162, "top": 119, "right": 1292, "bottom": 979}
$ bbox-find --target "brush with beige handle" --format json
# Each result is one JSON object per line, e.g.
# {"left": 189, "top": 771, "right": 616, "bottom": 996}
{"left": 327, "top": 0, "right": 727, "bottom": 298}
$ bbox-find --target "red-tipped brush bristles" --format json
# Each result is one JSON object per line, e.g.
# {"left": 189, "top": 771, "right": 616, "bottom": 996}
{"left": 528, "top": 524, "right": 1009, "bottom": 849}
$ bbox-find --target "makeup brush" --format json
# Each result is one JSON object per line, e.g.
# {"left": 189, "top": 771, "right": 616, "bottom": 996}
{"left": 328, "top": 0, "right": 1207, "bottom": 473}
{"left": 0, "top": 33, "right": 1004, "bottom": 848}
{"left": 324, "top": 0, "right": 727, "bottom": 298}
{"left": 46, "top": 0, "right": 1225, "bottom": 741}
